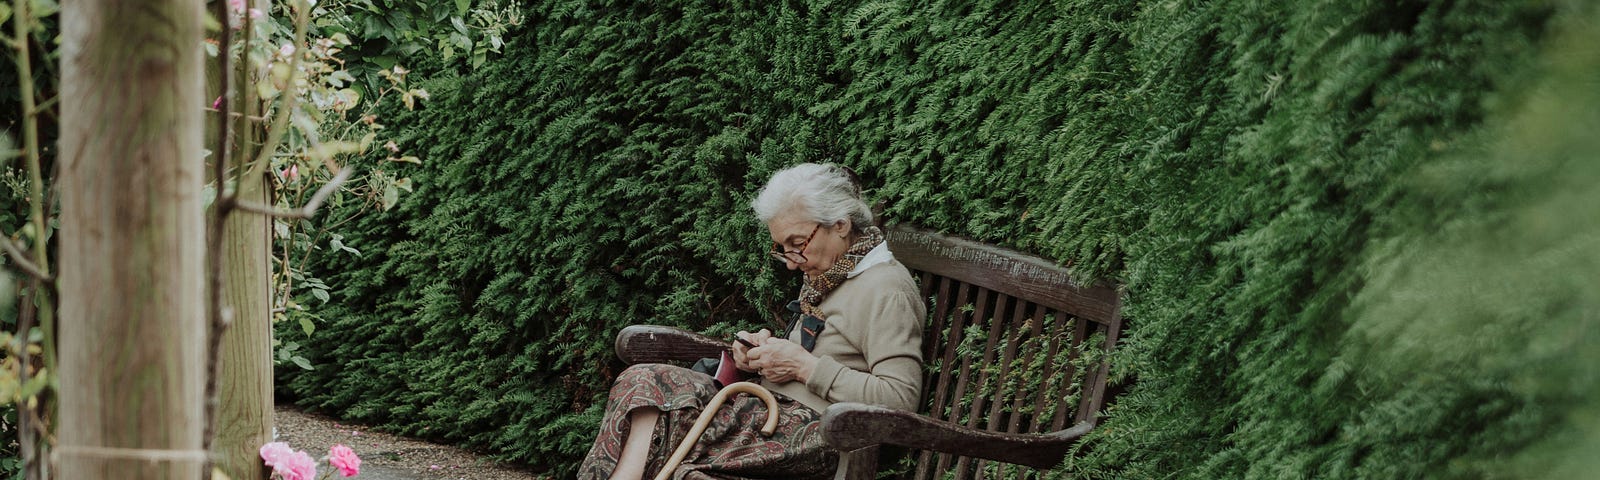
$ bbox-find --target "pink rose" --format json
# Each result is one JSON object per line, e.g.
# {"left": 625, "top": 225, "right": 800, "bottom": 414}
{"left": 260, "top": 442, "right": 317, "bottom": 480}
{"left": 280, "top": 450, "right": 318, "bottom": 480}
{"left": 259, "top": 442, "right": 295, "bottom": 468}
{"left": 329, "top": 444, "right": 361, "bottom": 477}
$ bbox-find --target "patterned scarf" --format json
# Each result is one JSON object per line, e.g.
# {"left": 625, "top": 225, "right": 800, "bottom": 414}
{"left": 797, "top": 225, "right": 886, "bottom": 319}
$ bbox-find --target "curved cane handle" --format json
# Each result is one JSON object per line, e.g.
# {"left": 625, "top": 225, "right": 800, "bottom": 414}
{"left": 651, "top": 382, "right": 778, "bottom": 480}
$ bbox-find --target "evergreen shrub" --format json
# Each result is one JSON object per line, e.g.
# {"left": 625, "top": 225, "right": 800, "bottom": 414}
{"left": 278, "top": 0, "right": 1597, "bottom": 478}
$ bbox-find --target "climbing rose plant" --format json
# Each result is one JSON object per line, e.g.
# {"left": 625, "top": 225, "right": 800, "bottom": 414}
{"left": 260, "top": 442, "right": 362, "bottom": 479}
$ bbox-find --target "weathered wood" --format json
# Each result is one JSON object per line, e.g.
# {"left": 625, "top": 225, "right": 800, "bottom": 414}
{"left": 954, "top": 291, "right": 1008, "bottom": 480}
{"left": 821, "top": 403, "right": 1094, "bottom": 470}
{"left": 1077, "top": 306, "right": 1124, "bottom": 425}
{"left": 974, "top": 298, "right": 1030, "bottom": 479}
{"left": 1051, "top": 314, "right": 1093, "bottom": 431}
{"left": 210, "top": 3, "right": 274, "bottom": 473}
{"left": 887, "top": 225, "right": 1118, "bottom": 325}
{"left": 1006, "top": 306, "right": 1048, "bottom": 435}
{"left": 835, "top": 447, "right": 878, "bottom": 480}
{"left": 214, "top": 171, "right": 274, "bottom": 480}
{"left": 57, "top": 0, "right": 208, "bottom": 477}
{"left": 615, "top": 325, "right": 726, "bottom": 365}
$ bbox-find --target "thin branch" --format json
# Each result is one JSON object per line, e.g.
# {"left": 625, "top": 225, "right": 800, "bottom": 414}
{"left": 12, "top": 1, "right": 53, "bottom": 479}
{"left": 233, "top": 167, "right": 353, "bottom": 219}
{"left": 294, "top": 196, "right": 372, "bottom": 277}
{"left": 202, "top": 0, "right": 237, "bottom": 476}
{"left": 1, "top": 237, "right": 52, "bottom": 284}
{"left": 29, "top": 95, "right": 56, "bottom": 116}
{"left": 203, "top": 107, "right": 270, "bottom": 122}
{"left": 200, "top": 307, "right": 233, "bottom": 463}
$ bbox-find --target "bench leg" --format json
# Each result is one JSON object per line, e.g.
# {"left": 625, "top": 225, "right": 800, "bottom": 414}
{"left": 834, "top": 446, "right": 879, "bottom": 480}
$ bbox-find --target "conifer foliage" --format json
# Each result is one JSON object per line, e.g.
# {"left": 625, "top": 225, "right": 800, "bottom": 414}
{"left": 276, "top": 0, "right": 1596, "bottom": 478}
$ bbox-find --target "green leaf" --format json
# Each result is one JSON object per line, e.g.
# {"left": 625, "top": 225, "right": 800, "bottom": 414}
{"left": 359, "top": 132, "right": 378, "bottom": 153}
{"left": 454, "top": 0, "right": 469, "bottom": 17}
{"left": 29, "top": 0, "right": 58, "bottom": 20}
{"left": 291, "top": 356, "right": 314, "bottom": 371}
{"left": 382, "top": 184, "right": 399, "bottom": 210}
{"left": 311, "top": 288, "right": 330, "bottom": 303}
{"left": 299, "top": 316, "right": 316, "bottom": 336}
{"left": 368, "top": 55, "right": 399, "bottom": 70}
{"left": 19, "top": 368, "right": 48, "bottom": 399}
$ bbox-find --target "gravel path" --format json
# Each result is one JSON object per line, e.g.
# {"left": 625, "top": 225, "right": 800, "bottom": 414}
{"left": 273, "top": 405, "right": 546, "bottom": 480}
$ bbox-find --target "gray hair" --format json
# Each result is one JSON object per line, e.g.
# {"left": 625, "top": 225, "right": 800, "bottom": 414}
{"left": 751, "top": 163, "right": 874, "bottom": 231}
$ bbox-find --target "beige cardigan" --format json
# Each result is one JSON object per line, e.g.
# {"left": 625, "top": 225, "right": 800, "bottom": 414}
{"left": 763, "top": 259, "right": 926, "bottom": 413}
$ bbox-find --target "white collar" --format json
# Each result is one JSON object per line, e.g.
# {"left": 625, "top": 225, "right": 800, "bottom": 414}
{"left": 847, "top": 242, "right": 894, "bottom": 278}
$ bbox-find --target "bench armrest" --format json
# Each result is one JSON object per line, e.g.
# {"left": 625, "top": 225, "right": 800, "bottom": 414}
{"left": 614, "top": 325, "right": 728, "bottom": 365}
{"left": 820, "top": 403, "right": 1093, "bottom": 470}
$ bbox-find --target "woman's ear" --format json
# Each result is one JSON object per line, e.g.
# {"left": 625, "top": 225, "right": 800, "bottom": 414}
{"left": 835, "top": 219, "right": 853, "bottom": 237}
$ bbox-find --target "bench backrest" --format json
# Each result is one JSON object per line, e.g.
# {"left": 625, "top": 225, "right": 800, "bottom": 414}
{"left": 887, "top": 225, "right": 1123, "bottom": 480}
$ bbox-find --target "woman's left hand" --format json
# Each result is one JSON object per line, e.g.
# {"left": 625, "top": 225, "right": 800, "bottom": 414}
{"left": 746, "top": 338, "right": 819, "bottom": 384}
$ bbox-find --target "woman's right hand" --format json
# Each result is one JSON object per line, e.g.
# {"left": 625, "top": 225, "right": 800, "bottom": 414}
{"left": 731, "top": 329, "right": 773, "bottom": 372}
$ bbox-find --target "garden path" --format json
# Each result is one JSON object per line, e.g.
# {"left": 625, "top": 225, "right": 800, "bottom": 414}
{"left": 273, "top": 405, "right": 544, "bottom": 480}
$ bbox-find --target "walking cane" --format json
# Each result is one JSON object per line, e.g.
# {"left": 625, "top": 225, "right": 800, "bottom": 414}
{"left": 652, "top": 381, "right": 779, "bottom": 480}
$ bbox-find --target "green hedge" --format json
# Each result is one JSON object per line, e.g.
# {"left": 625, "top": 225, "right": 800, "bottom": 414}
{"left": 278, "top": 0, "right": 1598, "bottom": 478}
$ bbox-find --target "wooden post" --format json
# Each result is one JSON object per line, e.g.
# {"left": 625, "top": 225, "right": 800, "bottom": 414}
{"left": 56, "top": 0, "right": 207, "bottom": 478}
{"left": 213, "top": 170, "right": 274, "bottom": 480}
{"left": 208, "top": 0, "right": 274, "bottom": 476}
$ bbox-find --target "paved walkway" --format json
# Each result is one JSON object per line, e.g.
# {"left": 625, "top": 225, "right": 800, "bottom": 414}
{"left": 351, "top": 464, "right": 433, "bottom": 480}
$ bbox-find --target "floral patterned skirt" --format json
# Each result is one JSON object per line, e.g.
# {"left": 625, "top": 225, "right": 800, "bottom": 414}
{"left": 578, "top": 364, "right": 838, "bottom": 480}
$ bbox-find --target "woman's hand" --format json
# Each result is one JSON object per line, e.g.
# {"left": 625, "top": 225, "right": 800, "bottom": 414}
{"left": 746, "top": 338, "right": 818, "bottom": 384}
{"left": 731, "top": 329, "right": 772, "bottom": 372}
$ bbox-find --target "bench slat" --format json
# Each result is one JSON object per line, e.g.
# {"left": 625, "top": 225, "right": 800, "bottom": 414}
{"left": 974, "top": 296, "right": 1030, "bottom": 480}
{"left": 1006, "top": 305, "right": 1047, "bottom": 435}
{"left": 920, "top": 279, "right": 971, "bottom": 480}
{"left": 1029, "top": 310, "right": 1068, "bottom": 434}
{"left": 952, "top": 289, "right": 1007, "bottom": 480}
{"left": 1053, "top": 314, "right": 1094, "bottom": 431}
{"left": 939, "top": 285, "right": 993, "bottom": 479}
{"left": 1077, "top": 308, "right": 1124, "bottom": 425}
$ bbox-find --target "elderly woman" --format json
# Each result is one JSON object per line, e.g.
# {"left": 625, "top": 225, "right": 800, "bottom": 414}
{"left": 578, "top": 163, "right": 926, "bottom": 480}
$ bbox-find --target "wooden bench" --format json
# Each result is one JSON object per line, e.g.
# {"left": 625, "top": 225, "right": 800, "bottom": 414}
{"left": 616, "top": 224, "right": 1124, "bottom": 480}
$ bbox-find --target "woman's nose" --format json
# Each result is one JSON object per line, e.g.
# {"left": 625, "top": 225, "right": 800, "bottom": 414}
{"left": 784, "top": 258, "right": 800, "bottom": 270}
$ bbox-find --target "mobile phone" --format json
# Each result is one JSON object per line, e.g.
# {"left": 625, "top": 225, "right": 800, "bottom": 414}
{"left": 733, "top": 336, "right": 758, "bottom": 349}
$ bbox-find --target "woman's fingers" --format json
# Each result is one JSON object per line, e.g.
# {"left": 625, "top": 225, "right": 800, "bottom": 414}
{"left": 733, "top": 331, "right": 760, "bottom": 371}
{"left": 747, "top": 339, "right": 812, "bottom": 383}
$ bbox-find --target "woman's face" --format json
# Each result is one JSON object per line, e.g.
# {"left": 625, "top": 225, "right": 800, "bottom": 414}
{"left": 767, "top": 214, "right": 850, "bottom": 276}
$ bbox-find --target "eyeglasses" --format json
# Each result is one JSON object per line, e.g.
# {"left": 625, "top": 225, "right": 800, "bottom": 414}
{"left": 769, "top": 223, "right": 822, "bottom": 264}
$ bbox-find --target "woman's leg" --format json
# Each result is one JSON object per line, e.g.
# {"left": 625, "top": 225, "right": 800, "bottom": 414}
{"left": 609, "top": 407, "right": 660, "bottom": 480}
